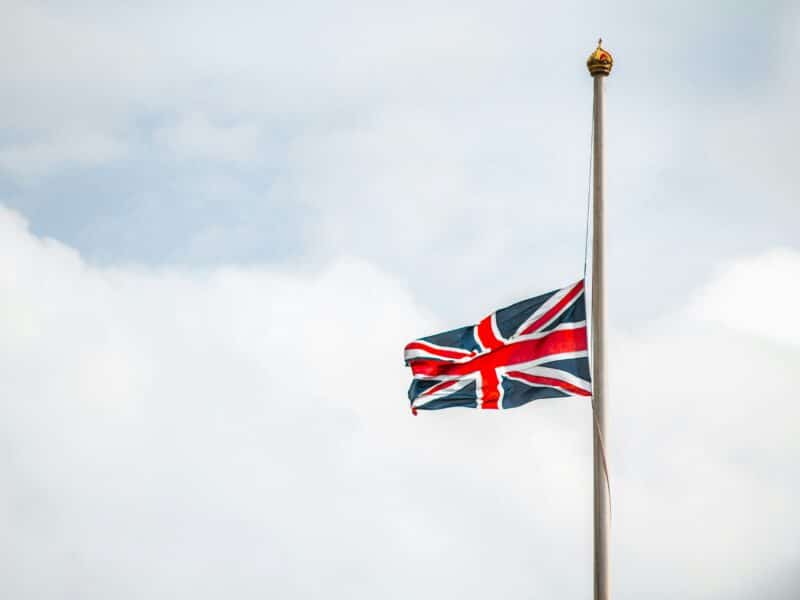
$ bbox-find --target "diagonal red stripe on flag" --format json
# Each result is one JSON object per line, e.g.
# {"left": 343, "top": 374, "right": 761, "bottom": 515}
{"left": 505, "top": 371, "right": 591, "bottom": 396}
{"left": 520, "top": 280, "right": 585, "bottom": 336}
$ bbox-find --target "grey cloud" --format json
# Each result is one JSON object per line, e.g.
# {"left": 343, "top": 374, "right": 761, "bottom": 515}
{"left": 3, "top": 1, "right": 798, "bottom": 328}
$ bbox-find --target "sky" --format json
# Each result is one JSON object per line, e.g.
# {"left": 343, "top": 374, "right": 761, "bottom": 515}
{"left": 1, "top": 1, "right": 799, "bottom": 598}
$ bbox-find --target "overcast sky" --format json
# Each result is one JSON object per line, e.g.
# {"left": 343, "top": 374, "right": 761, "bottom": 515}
{"left": 1, "top": 1, "right": 799, "bottom": 599}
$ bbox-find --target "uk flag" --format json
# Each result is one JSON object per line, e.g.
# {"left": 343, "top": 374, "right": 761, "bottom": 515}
{"left": 404, "top": 280, "right": 591, "bottom": 413}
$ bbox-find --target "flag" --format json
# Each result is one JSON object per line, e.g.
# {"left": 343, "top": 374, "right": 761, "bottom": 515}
{"left": 404, "top": 280, "right": 591, "bottom": 413}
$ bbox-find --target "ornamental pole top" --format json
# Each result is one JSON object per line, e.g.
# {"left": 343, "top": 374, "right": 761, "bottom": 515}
{"left": 587, "top": 38, "right": 613, "bottom": 76}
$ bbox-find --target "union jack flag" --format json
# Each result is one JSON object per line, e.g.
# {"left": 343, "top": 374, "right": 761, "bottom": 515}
{"left": 404, "top": 280, "right": 591, "bottom": 413}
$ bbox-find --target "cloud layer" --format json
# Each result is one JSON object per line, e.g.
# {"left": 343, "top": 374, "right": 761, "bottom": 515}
{"left": 1, "top": 208, "right": 798, "bottom": 599}
{"left": 3, "top": 1, "right": 797, "bottom": 330}
{"left": 690, "top": 249, "right": 800, "bottom": 348}
{"left": 1, "top": 3, "right": 798, "bottom": 598}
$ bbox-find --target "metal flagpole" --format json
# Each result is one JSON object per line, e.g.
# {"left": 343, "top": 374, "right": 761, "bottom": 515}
{"left": 587, "top": 39, "right": 613, "bottom": 600}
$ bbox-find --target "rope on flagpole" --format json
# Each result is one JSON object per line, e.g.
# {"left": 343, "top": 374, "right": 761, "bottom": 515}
{"left": 592, "top": 397, "right": 612, "bottom": 520}
{"left": 584, "top": 98, "right": 612, "bottom": 521}
{"left": 583, "top": 104, "right": 594, "bottom": 279}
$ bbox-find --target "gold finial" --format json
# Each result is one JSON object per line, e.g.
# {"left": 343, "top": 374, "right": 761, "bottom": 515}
{"left": 587, "top": 39, "right": 613, "bottom": 77}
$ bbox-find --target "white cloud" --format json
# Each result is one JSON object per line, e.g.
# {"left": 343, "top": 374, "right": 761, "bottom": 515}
{"left": 689, "top": 248, "right": 800, "bottom": 347}
{"left": 0, "top": 206, "right": 798, "bottom": 598}
{"left": 613, "top": 321, "right": 800, "bottom": 599}
{"left": 0, "top": 206, "right": 592, "bottom": 598}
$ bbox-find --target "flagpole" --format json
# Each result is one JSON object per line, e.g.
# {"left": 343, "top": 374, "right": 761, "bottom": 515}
{"left": 587, "top": 39, "right": 613, "bottom": 600}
